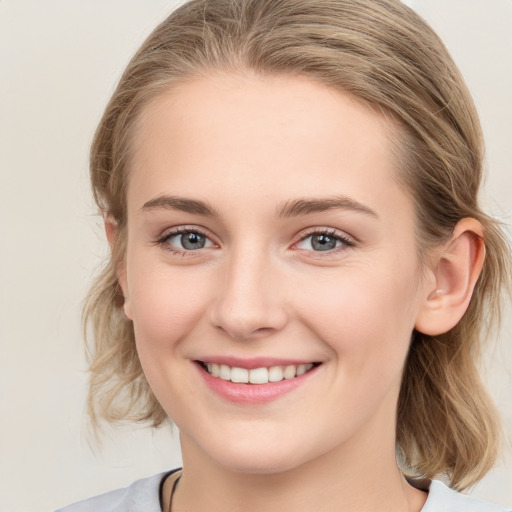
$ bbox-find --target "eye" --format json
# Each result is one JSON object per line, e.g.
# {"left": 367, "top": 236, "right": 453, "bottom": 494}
{"left": 158, "top": 228, "right": 215, "bottom": 253}
{"left": 295, "top": 230, "right": 353, "bottom": 252}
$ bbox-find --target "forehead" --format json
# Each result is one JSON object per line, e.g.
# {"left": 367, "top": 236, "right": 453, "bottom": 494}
{"left": 128, "top": 73, "right": 409, "bottom": 218}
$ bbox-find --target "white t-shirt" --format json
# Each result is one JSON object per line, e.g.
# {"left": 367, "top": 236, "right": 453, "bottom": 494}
{"left": 55, "top": 471, "right": 511, "bottom": 512}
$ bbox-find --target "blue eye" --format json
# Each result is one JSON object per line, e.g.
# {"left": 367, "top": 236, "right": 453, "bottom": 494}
{"left": 160, "top": 229, "right": 215, "bottom": 252}
{"left": 296, "top": 231, "right": 352, "bottom": 252}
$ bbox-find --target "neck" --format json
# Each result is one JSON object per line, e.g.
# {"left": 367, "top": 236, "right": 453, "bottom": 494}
{"left": 167, "top": 428, "right": 427, "bottom": 512}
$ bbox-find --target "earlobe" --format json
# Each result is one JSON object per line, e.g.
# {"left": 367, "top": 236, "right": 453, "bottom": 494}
{"left": 415, "top": 218, "right": 485, "bottom": 336}
{"left": 104, "top": 217, "right": 133, "bottom": 320}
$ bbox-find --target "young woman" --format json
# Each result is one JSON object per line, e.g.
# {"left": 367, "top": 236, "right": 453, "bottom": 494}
{"left": 57, "top": 0, "right": 511, "bottom": 510}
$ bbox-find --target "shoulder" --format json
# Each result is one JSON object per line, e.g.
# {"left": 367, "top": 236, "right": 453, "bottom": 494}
{"left": 422, "top": 480, "right": 511, "bottom": 512}
{"left": 54, "top": 471, "right": 175, "bottom": 512}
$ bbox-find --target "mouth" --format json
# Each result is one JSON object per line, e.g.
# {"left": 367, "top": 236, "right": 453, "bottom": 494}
{"left": 196, "top": 361, "right": 321, "bottom": 385}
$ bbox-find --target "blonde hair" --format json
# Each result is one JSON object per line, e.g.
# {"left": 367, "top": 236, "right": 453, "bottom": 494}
{"left": 84, "top": 0, "right": 511, "bottom": 490}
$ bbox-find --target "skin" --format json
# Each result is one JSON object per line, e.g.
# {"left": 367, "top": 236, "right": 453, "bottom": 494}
{"left": 112, "top": 72, "right": 484, "bottom": 511}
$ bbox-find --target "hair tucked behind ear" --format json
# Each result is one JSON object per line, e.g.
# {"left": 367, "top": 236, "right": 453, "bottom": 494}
{"left": 84, "top": 0, "right": 511, "bottom": 489}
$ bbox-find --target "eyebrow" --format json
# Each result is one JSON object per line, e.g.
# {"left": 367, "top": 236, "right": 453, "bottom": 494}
{"left": 141, "top": 195, "right": 217, "bottom": 216}
{"left": 141, "top": 194, "right": 378, "bottom": 219}
{"left": 277, "top": 196, "right": 378, "bottom": 218}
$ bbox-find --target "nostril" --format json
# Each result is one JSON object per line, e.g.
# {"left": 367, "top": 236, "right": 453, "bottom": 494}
{"left": 213, "top": 323, "right": 278, "bottom": 341}
{"left": 208, "top": 283, "right": 289, "bottom": 340}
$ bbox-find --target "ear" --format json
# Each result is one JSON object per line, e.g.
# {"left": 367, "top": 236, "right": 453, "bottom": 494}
{"left": 104, "top": 216, "right": 118, "bottom": 250}
{"left": 104, "top": 216, "right": 133, "bottom": 320}
{"left": 415, "top": 218, "right": 485, "bottom": 336}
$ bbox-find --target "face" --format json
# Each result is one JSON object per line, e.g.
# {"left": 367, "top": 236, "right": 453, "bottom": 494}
{"left": 120, "top": 73, "right": 431, "bottom": 475}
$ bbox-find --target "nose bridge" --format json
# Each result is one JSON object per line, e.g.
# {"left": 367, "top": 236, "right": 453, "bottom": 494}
{"left": 209, "top": 242, "right": 287, "bottom": 339}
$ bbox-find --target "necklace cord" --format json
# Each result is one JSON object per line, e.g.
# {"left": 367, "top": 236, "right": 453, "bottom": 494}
{"left": 167, "top": 474, "right": 181, "bottom": 512}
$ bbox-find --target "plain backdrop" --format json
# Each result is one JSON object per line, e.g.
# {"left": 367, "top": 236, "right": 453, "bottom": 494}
{"left": 1, "top": 1, "right": 511, "bottom": 511}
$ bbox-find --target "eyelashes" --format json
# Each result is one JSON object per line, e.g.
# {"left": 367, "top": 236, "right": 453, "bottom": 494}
{"left": 155, "top": 227, "right": 215, "bottom": 256}
{"left": 155, "top": 226, "right": 355, "bottom": 256}
{"left": 295, "top": 229, "right": 354, "bottom": 253}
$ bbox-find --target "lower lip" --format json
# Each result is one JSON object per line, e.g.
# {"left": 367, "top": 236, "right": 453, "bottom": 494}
{"left": 195, "top": 363, "right": 319, "bottom": 404}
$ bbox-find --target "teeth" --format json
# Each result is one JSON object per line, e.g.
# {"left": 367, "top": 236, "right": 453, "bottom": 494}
{"left": 219, "top": 364, "right": 231, "bottom": 380}
{"left": 204, "top": 363, "right": 314, "bottom": 384}
{"left": 231, "top": 367, "right": 249, "bottom": 383}
{"left": 283, "top": 365, "right": 296, "bottom": 379}
{"left": 249, "top": 367, "right": 269, "bottom": 384}
{"left": 268, "top": 366, "right": 284, "bottom": 382}
{"left": 296, "top": 364, "right": 307, "bottom": 376}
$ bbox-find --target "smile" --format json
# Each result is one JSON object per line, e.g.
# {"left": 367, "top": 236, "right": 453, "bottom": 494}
{"left": 195, "top": 359, "right": 322, "bottom": 404}
{"left": 200, "top": 362, "right": 316, "bottom": 384}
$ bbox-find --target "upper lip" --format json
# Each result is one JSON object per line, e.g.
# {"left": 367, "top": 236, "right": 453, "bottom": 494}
{"left": 194, "top": 356, "right": 320, "bottom": 370}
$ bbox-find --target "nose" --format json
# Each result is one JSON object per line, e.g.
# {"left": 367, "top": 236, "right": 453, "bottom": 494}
{"left": 208, "top": 248, "right": 288, "bottom": 340}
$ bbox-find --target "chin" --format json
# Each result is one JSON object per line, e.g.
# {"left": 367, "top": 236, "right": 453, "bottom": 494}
{"left": 196, "top": 431, "right": 324, "bottom": 476}
{"left": 215, "top": 452, "right": 305, "bottom": 475}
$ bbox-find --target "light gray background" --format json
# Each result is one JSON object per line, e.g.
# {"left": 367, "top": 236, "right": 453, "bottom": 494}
{"left": 1, "top": 1, "right": 511, "bottom": 511}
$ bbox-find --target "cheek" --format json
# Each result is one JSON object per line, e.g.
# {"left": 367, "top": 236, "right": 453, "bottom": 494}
{"left": 126, "top": 258, "right": 212, "bottom": 356}
{"left": 295, "top": 261, "right": 420, "bottom": 376}
{"left": 125, "top": 260, "right": 215, "bottom": 413}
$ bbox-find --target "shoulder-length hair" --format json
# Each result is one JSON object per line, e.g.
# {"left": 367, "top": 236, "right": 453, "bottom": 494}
{"left": 84, "top": 0, "right": 511, "bottom": 490}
